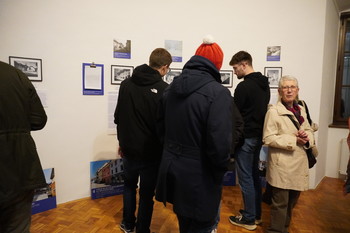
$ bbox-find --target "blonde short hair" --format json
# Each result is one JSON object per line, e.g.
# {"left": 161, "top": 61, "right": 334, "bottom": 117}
{"left": 278, "top": 75, "right": 299, "bottom": 89}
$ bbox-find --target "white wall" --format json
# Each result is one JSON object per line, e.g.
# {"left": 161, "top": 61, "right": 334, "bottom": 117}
{"left": 317, "top": 0, "right": 342, "bottom": 185}
{"left": 0, "top": 0, "right": 344, "bottom": 204}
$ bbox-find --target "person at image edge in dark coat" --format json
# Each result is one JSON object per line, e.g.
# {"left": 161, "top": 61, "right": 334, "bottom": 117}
{"left": 0, "top": 61, "right": 47, "bottom": 232}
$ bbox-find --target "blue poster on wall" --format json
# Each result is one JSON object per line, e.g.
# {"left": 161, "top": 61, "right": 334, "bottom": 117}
{"left": 82, "top": 63, "right": 104, "bottom": 95}
{"left": 90, "top": 159, "right": 124, "bottom": 200}
{"left": 113, "top": 39, "right": 131, "bottom": 59}
{"left": 32, "top": 168, "right": 57, "bottom": 215}
{"left": 165, "top": 40, "right": 183, "bottom": 62}
{"left": 266, "top": 46, "right": 281, "bottom": 61}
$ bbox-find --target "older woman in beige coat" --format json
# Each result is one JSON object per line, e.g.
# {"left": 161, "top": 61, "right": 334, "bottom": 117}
{"left": 263, "top": 75, "right": 314, "bottom": 233}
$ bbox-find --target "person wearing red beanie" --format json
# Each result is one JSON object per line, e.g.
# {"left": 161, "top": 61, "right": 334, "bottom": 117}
{"left": 156, "top": 35, "right": 232, "bottom": 233}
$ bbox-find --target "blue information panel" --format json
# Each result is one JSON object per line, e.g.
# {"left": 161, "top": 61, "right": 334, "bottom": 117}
{"left": 82, "top": 63, "right": 104, "bottom": 95}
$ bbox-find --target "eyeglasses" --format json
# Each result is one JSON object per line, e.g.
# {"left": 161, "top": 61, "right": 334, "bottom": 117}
{"left": 281, "top": 85, "right": 298, "bottom": 91}
{"left": 167, "top": 68, "right": 171, "bottom": 74}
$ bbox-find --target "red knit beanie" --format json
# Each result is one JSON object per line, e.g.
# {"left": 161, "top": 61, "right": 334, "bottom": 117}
{"left": 195, "top": 35, "right": 223, "bottom": 70}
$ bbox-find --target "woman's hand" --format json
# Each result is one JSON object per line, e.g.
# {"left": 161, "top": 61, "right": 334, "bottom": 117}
{"left": 296, "top": 130, "right": 309, "bottom": 145}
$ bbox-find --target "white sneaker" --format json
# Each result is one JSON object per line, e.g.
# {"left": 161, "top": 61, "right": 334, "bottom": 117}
{"left": 255, "top": 219, "right": 262, "bottom": 225}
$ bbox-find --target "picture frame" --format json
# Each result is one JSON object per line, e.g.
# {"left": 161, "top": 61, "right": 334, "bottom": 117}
{"left": 111, "top": 65, "right": 134, "bottom": 85}
{"left": 163, "top": 68, "right": 182, "bottom": 84}
{"left": 220, "top": 70, "right": 233, "bottom": 88}
{"left": 264, "top": 67, "right": 282, "bottom": 88}
{"left": 9, "top": 56, "right": 43, "bottom": 82}
{"left": 266, "top": 46, "right": 281, "bottom": 61}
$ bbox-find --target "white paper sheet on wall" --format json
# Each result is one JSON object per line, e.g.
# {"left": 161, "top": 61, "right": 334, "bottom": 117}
{"left": 84, "top": 66, "right": 102, "bottom": 90}
{"left": 36, "top": 89, "right": 48, "bottom": 108}
{"left": 269, "top": 88, "right": 279, "bottom": 105}
{"left": 107, "top": 89, "right": 119, "bottom": 134}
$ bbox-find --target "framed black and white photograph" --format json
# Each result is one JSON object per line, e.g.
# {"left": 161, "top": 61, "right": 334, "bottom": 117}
{"left": 163, "top": 68, "right": 182, "bottom": 84}
{"left": 264, "top": 67, "right": 282, "bottom": 88}
{"left": 111, "top": 65, "right": 133, "bottom": 85}
{"left": 9, "top": 56, "right": 43, "bottom": 82}
{"left": 220, "top": 70, "right": 233, "bottom": 88}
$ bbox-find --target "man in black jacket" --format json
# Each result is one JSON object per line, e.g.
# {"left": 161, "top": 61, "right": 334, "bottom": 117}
{"left": 228, "top": 51, "right": 270, "bottom": 231}
{"left": 0, "top": 61, "right": 47, "bottom": 232}
{"left": 114, "top": 48, "right": 172, "bottom": 233}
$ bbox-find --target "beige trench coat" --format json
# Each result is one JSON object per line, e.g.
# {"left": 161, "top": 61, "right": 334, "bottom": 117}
{"left": 263, "top": 101, "right": 315, "bottom": 191}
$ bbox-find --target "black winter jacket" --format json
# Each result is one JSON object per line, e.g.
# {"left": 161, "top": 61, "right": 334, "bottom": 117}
{"left": 234, "top": 72, "right": 270, "bottom": 138}
{"left": 231, "top": 99, "right": 244, "bottom": 154}
{"left": 114, "top": 64, "right": 168, "bottom": 161}
{"left": 0, "top": 61, "right": 47, "bottom": 204}
{"left": 156, "top": 56, "right": 232, "bottom": 222}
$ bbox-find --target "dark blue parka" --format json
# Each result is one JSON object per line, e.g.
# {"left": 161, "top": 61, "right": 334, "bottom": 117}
{"left": 155, "top": 56, "right": 232, "bottom": 222}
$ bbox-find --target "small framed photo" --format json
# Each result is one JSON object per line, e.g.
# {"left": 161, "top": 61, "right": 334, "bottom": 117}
{"left": 220, "top": 70, "right": 233, "bottom": 88}
{"left": 266, "top": 46, "right": 281, "bottom": 61}
{"left": 163, "top": 68, "right": 182, "bottom": 84}
{"left": 9, "top": 56, "right": 43, "bottom": 82}
{"left": 264, "top": 67, "right": 282, "bottom": 88}
{"left": 111, "top": 65, "right": 133, "bottom": 85}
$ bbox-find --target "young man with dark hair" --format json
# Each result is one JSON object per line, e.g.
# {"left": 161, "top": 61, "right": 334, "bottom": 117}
{"left": 228, "top": 51, "right": 270, "bottom": 231}
{"left": 114, "top": 48, "right": 172, "bottom": 233}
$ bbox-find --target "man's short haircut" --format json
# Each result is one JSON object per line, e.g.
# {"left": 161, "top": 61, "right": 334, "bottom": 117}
{"left": 149, "top": 48, "right": 172, "bottom": 69}
{"left": 229, "top": 51, "right": 253, "bottom": 66}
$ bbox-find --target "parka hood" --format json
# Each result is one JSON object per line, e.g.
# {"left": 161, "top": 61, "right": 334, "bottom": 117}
{"left": 170, "top": 56, "right": 221, "bottom": 97}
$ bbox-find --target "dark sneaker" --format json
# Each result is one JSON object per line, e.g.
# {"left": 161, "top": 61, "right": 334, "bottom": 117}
{"left": 120, "top": 223, "right": 135, "bottom": 233}
{"left": 229, "top": 215, "right": 257, "bottom": 231}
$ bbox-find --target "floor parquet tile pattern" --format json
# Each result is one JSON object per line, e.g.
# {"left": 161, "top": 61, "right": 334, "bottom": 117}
{"left": 31, "top": 177, "right": 350, "bottom": 233}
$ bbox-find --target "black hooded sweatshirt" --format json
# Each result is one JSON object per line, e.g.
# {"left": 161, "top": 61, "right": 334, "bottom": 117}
{"left": 234, "top": 72, "right": 270, "bottom": 138}
{"left": 114, "top": 64, "right": 168, "bottom": 160}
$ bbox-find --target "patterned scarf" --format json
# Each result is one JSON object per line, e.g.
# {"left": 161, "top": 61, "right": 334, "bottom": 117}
{"left": 282, "top": 101, "right": 304, "bottom": 125}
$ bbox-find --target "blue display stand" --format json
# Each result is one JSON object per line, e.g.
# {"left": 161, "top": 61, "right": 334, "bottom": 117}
{"left": 223, "top": 171, "right": 236, "bottom": 186}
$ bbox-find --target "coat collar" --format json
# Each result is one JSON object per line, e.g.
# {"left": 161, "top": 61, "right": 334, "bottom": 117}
{"left": 273, "top": 101, "right": 304, "bottom": 127}
{"left": 271, "top": 101, "right": 293, "bottom": 116}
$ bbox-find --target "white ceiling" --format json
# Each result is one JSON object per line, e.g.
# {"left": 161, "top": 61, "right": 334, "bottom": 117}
{"left": 335, "top": 0, "right": 350, "bottom": 12}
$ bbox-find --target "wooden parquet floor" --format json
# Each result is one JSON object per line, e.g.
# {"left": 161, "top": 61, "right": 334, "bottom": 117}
{"left": 31, "top": 177, "right": 350, "bottom": 233}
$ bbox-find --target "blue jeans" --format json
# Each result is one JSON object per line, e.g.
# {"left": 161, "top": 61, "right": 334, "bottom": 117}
{"left": 234, "top": 137, "right": 262, "bottom": 222}
{"left": 122, "top": 157, "right": 159, "bottom": 233}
